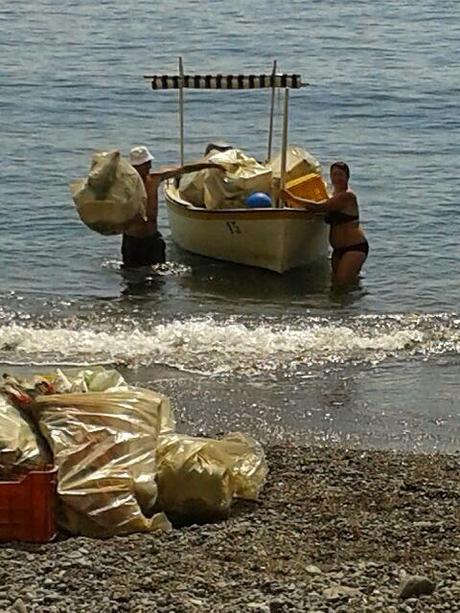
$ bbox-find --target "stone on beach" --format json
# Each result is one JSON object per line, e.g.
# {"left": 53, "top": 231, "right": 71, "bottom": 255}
{"left": 399, "top": 575, "right": 436, "bottom": 600}
{"left": 0, "top": 444, "right": 457, "bottom": 612}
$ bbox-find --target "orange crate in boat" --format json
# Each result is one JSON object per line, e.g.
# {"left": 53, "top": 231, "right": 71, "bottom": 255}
{"left": 0, "top": 466, "right": 58, "bottom": 543}
{"left": 285, "top": 173, "right": 328, "bottom": 203}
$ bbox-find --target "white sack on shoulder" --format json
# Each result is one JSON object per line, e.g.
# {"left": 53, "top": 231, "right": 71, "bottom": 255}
{"left": 70, "top": 150, "right": 147, "bottom": 235}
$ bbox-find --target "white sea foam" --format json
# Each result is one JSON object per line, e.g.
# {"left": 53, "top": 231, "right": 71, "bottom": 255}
{"left": 1, "top": 314, "right": 458, "bottom": 374}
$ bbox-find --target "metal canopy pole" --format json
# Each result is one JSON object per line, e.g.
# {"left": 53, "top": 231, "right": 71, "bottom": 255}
{"left": 178, "top": 56, "right": 185, "bottom": 165}
{"left": 279, "top": 87, "right": 289, "bottom": 207}
{"left": 266, "top": 59, "right": 277, "bottom": 162}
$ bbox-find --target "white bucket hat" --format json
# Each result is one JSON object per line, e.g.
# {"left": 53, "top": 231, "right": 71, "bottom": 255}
{"left": 129, "top": 145, "right": 155, "bottom": 166}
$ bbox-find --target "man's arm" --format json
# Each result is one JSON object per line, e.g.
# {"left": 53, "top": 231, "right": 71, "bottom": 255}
{"left": 144, "top": 175, "right": 158, "bottom": 222}
{"left": 152, "top": 162, "right": 226, "bottom": 183}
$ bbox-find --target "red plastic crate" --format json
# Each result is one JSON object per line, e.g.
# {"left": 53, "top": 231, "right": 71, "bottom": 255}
{"left": 0, "top": 466, "right": 58, "bottom": 543}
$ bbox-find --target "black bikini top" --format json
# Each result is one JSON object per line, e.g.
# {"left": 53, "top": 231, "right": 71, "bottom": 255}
{"left": 325, "top": 210, "right": 359, "bottom": 226}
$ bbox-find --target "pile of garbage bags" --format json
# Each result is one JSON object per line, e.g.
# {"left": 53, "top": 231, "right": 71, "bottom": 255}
{"left": 69, "top": 145, "right": 325, "bottom": 229}
{"left": 178, "top": 144, "right": 323, "bottom": 209}
{"left": 0, "top": 368, "right": 267, "bottom": 537}
{"left": 179, "top": 148, "right": 272, "bottom": 210}
{"left": 70, "top": 150, "right": 147, "bottom": 235}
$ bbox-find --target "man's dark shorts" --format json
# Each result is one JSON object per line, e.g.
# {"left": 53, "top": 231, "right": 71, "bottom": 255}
{"left": 121, "top": 232, "right": 166, "bottom": 268}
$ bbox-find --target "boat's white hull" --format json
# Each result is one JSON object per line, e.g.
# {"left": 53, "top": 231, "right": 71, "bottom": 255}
{"left": 164, "top": 185, "right": 329, "bottom": 273}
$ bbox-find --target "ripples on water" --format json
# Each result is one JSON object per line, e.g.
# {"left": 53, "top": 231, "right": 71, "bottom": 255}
{"left": 1, "top": 309, "right": 459, "bottom": 375}
{"left": 1, "top": 1, "right": 459, "bottom": 449}
{"left": 1, "top": 0, "right": 459, "bottom": 310}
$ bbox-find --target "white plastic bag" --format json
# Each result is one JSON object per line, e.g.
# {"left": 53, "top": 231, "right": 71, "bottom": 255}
{"left": 269, "top": 145, "right": 322, "bottom": 182}
{"left": 179, "top": 148, "right": 272, "bottom": 209}
{"left": 52, "top": 366, "right": 129, "bottom": 394}
{"left": 70, "top": 150, "right": 147, "bottom": 235}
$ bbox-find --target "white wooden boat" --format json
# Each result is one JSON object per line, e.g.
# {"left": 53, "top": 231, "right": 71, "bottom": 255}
{"left": 145, "top": 60, "right": 329, "bottom": 273}
{"left": 164, "top": 182, "right": 328, "bottom": 273}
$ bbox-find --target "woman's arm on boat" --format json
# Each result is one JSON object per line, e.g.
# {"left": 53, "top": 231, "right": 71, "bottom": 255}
{"left": 281, "top": 189, "right": 353, "bottom": 213}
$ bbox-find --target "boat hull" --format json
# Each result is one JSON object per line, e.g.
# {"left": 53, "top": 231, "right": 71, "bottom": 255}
{"left": 164, "top": 185, "right": 329, "bottom": 273}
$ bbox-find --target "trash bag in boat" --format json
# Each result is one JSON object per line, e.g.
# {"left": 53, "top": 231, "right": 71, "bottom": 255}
{"left": 269, "top": 145, "right": 322, "bottom": 183}
{"left": 70, "top": 150, "right": 147, "bottom": 235}
{"left": 269, "top": 145, "right": 325, "bottom": 202}
{"left": 155, "top": 431, "right": 268, "bottom": 524}
{"left": 178, "top": 148, "right": 272, "bottom": 209}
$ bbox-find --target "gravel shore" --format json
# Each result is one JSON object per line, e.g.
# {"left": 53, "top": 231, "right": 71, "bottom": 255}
{"left": 1, "top": 444, "right": 459, "bottom": 612}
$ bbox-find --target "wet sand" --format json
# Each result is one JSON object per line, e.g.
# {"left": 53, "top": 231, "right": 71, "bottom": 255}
{"left": 134, "top": 363, "right": 460, "bottom": 453}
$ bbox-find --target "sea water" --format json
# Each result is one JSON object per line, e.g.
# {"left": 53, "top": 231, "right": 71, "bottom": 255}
{"left": 1, "top": 0, "right": 459, "bottom": 451}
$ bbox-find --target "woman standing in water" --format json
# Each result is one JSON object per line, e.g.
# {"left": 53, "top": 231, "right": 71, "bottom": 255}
{"left": 282, "top": 161, "right": 369, "bottom": 289}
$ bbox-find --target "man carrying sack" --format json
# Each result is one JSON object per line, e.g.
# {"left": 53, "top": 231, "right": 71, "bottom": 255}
{"left": 122, "top": 146, "right": 225, "bottom": 268}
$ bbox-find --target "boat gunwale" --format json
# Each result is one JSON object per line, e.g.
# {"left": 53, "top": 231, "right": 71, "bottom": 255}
{"left": 164, "top": 184, "right": 319, "bottom": 222}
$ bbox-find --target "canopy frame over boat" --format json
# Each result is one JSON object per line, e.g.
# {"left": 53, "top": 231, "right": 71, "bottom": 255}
{"left": 143, "top": 59, "right": 329, "bottom": 273}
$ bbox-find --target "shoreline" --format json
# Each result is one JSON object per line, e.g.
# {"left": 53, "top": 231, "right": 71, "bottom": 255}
{"left": 1, "top": 443, "right": 459, "bottom": 612}
{"left": 1, "top": 351, "right": 460, "bottom": 456}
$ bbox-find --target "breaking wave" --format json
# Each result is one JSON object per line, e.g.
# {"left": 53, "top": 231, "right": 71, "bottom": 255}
{"left": 0, "top": 313, "right": 459, "bottom": 376}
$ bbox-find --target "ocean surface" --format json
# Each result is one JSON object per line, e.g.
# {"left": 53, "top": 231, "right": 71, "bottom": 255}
{"left": 1, "top": 0, "right": 459, "bottom": 451}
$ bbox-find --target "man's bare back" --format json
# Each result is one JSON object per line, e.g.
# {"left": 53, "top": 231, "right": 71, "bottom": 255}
{"left": 124, "top": 174, "right": 161, "bottom": 238}
{"left": 121, "top": 145, "right": 225, "bottom": 268}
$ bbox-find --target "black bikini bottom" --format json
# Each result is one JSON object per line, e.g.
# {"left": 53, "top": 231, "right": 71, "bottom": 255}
{"left": 333, "top": 241, "right": 369, "bottom": 260}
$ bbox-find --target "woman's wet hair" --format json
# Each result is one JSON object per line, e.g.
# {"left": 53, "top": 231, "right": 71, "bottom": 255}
{"left": 330, "top": 161, "right": 350, "bottom": 180}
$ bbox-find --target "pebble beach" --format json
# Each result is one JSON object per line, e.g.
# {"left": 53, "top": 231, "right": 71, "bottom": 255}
{"left": 2, "top": 1, "right": 460, "bottom": 611}
{"left": 1, "top": 444, "right": 459, "bottom": 612}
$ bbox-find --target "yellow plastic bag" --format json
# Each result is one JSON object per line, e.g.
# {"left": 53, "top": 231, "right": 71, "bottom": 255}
{"left": 3, "top": 366, "right": 268, "bottom": 533}
{"left": 217, "top": 432, "right": 269, "bottom": 501}
{"left": 155, "top": 431, "right": 268, "bottom": 524}
{"left": 70, "top": 150, "right": 147, "bottom": 235}
{"left": 33, "top": 389, "right": 173, "bottom": 537}
{"left": 0, "top": 394, "right": 45, "bottom": 472}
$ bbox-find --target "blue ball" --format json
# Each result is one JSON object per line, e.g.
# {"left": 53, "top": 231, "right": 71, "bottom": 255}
{"left": 245, "top": 192, "right": 272, "bottom": 208}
